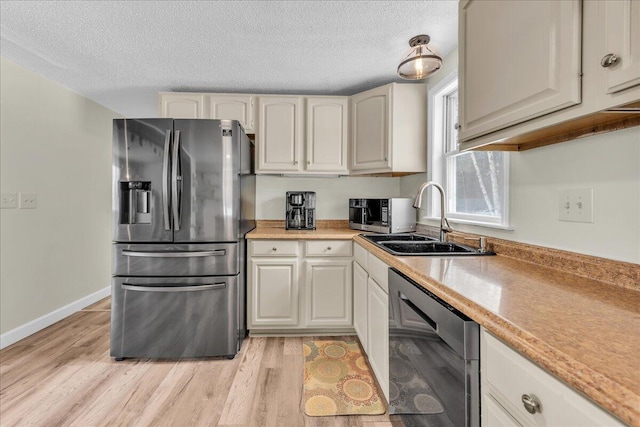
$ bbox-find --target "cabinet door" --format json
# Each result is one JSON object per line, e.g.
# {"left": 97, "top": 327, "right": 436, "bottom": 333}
{"left": 305, "top": 97, "right": 349, "bottom": 174}
{"left": 256, "top": 96, "right": 303, "bottom": 173}
{"left": 459, "top": 0, "right": 582, "bottom": 141}
{"left": 249, "top": 258, "right": 299, "bottom": 327}
{"left": 603, "top": 0, "right": 640, "bottom": 94}
{"left": 208, "top": 95, "right": 255, "bottom": 133}
{"left": 366, "top": 277, "right": 389, "bottom": 400}
{"left": 353, "top": 261, "right": 368, "bottom": 349}
{"left": 159, "top": 93, "right": 205, "bottom": 118}
{"left": 351, "top": 86, "right": 391, "bottom": 173}
{"left": 305, "top": 259, "right": 352, "bottom": 327}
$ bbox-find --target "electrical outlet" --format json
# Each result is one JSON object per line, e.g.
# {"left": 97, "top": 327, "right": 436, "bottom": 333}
{"left": 1, "top": 193, "right": 18, "bottom": 209}
{"left": 19, "top": 193, "right": 37, "bottom": 209}
{"left": 559, "top": 188, "right": 593, "bottom": 223}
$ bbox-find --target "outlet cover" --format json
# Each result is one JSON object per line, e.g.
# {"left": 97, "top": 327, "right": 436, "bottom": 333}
{"left": 1, "top": 193, "right": 18, "bottom": 209}
{"left": 19, "top": 193, "right": 37, "bottom": 209}
{"left": 558, "top": 188, "right": 593, "bottom": 223}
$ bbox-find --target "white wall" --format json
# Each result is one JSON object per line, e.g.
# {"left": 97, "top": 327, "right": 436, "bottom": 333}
{"left": 0, "top": 57, "right": 118, "bottom": 336}
{"left": 256, "top": 175, "right": 401, "bottom": 219}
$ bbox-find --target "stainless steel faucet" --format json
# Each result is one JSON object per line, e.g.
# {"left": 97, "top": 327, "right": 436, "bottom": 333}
{"left": 413, "top": 181, "right": 452, "bottom": 241}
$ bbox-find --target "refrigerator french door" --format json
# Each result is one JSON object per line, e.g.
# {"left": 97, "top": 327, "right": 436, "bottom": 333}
{"left": 111, "top": 119, "right": 254, "bottom": 360}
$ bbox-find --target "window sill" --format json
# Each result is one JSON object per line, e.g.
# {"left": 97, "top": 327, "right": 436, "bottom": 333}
{"left": 419, "top": 216, "right": 514, "bottom": 231}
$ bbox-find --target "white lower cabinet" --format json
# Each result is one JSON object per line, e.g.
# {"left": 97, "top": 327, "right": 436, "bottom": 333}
{"left": 353, "top": 242, "right": 390, "bottom": 401}
{"left": 353, "top": 261, "right": 368, "bottom": 349}
{"left": 248, "top": 239, "right": 353, "bottom": 332}
{"left": 481, "top": 328, "right": 623, "bottom": 427}
{"left": 366, "top": 276, "right": 389, "bottom": 400}
{"left": 305, "top": 260, "right": 352, "bottom": 327}
{"left": 249, "top": 259, "right": 299, "bottom": 327}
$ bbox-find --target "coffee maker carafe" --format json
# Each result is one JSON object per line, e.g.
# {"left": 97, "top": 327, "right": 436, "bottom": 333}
{"left": 286, "top": 191, "right": 316, "bottom": 230}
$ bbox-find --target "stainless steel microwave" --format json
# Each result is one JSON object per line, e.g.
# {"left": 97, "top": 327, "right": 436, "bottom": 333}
{"left": 349, "top": 198, "right": 416, "bottom": 234}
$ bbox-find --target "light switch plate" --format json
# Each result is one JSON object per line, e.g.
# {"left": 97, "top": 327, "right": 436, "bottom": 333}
{"left": 1, "top": 193, "right": 18, "bottom": 209}
{"left": 558, "top": 188, "right": 593, "bottom": 223}
{"left": 19, "top": 193, "right": 37, "bottom": 209}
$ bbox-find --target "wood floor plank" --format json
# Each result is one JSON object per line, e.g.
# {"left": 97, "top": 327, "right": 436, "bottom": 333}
{"left": 216, "top": 337, "right": 267, "bottom": 426}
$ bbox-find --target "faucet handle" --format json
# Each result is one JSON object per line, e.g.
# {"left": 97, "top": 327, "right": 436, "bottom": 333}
{"left": 464, "top": 236, "right": 488, "bottom": 253}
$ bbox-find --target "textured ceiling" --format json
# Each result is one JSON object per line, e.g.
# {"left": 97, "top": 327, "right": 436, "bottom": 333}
{"left": 0, "top": 1, "right": 458, "bottom": 117}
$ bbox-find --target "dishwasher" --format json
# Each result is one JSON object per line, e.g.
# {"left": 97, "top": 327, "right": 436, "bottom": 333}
{"left": 388, "top": 268, "right": 480, "bottom": 427}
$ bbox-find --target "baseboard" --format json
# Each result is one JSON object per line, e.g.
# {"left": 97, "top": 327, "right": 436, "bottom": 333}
{"left": 0, "top": 286, "right": 111, "bottom": 349}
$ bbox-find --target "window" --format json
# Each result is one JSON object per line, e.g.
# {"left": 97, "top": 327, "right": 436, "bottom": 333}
{"left": 426, "top": 71, "right": 509, "bottom": 228}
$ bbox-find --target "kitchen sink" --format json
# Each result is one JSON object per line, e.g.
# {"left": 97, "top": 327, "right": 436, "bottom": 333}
{"left": 361, "top": 234, "right": 495, "bottom": 256}
{"left": 362, "top": 233, "right": 437, "bottom": 243}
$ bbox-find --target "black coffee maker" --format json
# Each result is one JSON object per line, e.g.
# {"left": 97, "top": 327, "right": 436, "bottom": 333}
{"left": 285, "top": 191, "right": 316, "bottom": 230}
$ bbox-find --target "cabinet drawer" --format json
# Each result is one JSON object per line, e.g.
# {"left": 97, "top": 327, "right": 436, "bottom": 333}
{"left": 250, "top": 240, "right": 299, "bottom": 257}
{"left": 354, "top": 242, "right": 368, "bottom": 269}
{"left": 367, "top": 253, "right": 388, "bottom": 293}
{"left": 483, "top": 330, "right": 622, "bottom": 427}
{"left": 305, "top": 240, "right": 352, "bottom": 257}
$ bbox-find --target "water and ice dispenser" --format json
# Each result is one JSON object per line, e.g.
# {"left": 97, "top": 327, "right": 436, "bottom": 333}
{"left": 119, "top": 181, "right": 151, "bottom": 224}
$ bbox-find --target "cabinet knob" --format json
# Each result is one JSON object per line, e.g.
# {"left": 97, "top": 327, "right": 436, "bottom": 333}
{"left": 601, "top": 53, "right": 619, "bottom": 68}
{"left": 272, "top": 247, "right": 277, "bottom": 251}
{"left": 521, "top": 394, "right": 541, "bottom": 414}
{"left": 327, "top": 246, "right": 332, "bottom": 251}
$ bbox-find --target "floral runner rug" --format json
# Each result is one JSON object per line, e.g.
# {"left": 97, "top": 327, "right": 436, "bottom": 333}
{"left": 303, "top": 337, "right": 386, "bottom": 416}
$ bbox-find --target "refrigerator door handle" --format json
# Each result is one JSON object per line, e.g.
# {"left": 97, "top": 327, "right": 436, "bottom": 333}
{"left": 122, "top": 249, "right": 226, "bottom": 258}
{"left": 121, "top": 282, "right": 227, "bottom": 292}
{"left": 162, "top": 129, "right": 172, "bottom": 231}
{"left": 171, "top": 130, "right": 182, "bottom": 231}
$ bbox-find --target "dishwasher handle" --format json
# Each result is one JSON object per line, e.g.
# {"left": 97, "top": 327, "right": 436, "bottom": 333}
{"left": 400, "top": 293, "right": 438, "bottom": 331}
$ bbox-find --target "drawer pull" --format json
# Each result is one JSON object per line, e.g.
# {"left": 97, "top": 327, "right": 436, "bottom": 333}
{"left": 272, "top": 247, "right": 277, "bottom": 251}
{"left": 600, "top": 53, "right": 619, "bottom": 68}
{"left": 521, "top": 394, "right": 541, "bottom": 414}
{"left": 327, "top": 246, "right": 332, "bottom": 250}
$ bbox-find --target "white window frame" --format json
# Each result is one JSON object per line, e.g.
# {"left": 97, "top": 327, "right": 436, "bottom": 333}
{"left": 425, "top": 70, "right": 511, "bottom": 229}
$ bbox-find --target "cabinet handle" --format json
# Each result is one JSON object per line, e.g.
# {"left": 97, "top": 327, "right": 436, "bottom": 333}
{"left": 327, "top": 246, "right": 332, "bottom": 251}
{"left": 601, "top": 53, "right": 619, "bottom": 68}
{"left": 521, "top": 394, "right": 541, "bottom": 414}
{"left": 272, "top": 247, "right": 277, "bottom": 251}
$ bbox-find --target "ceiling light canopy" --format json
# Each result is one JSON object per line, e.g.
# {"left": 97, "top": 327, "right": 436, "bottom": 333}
{"left": 397, "top": 35, "right": 442, "bottom": 80}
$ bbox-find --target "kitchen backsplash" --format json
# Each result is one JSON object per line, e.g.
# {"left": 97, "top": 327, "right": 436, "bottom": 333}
{"left": 255, "top": 175, "right": 401, "bottom": 219}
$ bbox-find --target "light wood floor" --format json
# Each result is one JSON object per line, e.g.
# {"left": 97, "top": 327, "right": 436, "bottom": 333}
{"left": 0, "top": 298, "right": 402, "bottom": 427}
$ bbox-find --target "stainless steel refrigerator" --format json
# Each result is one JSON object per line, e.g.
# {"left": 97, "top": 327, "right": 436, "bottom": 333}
{"left": 110, "top": 119, "right": 255, "bottom": 359}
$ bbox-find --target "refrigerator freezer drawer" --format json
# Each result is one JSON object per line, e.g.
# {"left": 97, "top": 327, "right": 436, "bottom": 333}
{"left": 113, "top": 243, "right": 238, "bottom": 276}
{"left": 110, "top": 276, "right": 238, "bottom": 358}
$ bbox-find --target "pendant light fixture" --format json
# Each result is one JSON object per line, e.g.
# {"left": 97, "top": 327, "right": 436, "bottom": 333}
{"left": 397, "top": 35, "right": 442, "bottom": 80}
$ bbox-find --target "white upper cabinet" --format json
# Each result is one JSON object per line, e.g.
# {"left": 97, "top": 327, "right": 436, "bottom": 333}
{"left": 256, "top": 95, "right": 349, "bottom": 175}
{"left": 351, "top": 85, "right": 389, "bottom": 172}
{"left": 305, "top": 97, "right": 349, "bottom": 174}
{"left": 208, "top": 94, "right": 255, "bottom": 133}
{"left": 159, "top": 93, "right": 253, "bottom": 129}
{"left": 458, "top": 0, "right": 640, "bottom": 151}
{"left": 158, "top": 93, "right": 205, "bottom": 118}
{"left": 458, "top": 0, "right": 582, "bottom": 141}
{"left": 256, "top": 96, "right": 304, "bottom": 173}
{"left": 601, "top": 0, "right": 640, "bottom": 96}
{"left": 350, "top": 83, "right": 427, "bottom": 175}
